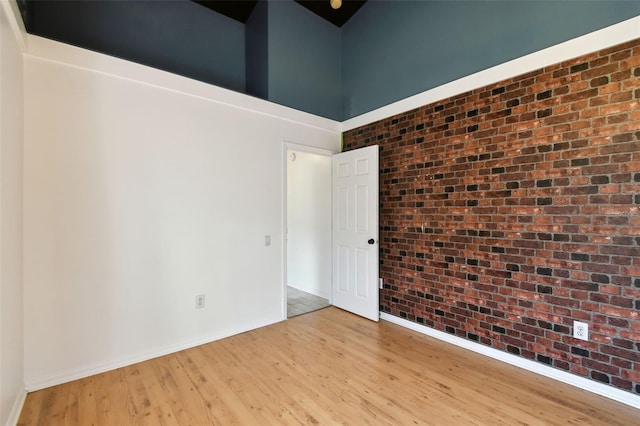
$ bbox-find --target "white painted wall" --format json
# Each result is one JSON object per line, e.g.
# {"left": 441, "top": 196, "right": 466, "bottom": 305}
{"left": 286, "top": 150, "right": 331, "bottom": 299}
{"left": 0, "top": 1, "right": 26, "bottom": 424}
{"left": 22, "top": 36, "right": 340, "bottom": 390}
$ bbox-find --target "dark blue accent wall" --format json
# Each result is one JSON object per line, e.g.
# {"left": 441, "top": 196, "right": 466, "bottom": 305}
{"left": 267, "top": 1, "right": 342, "bottom": 120}
{"left": 29, "top": 0, "right": 246, "bottom": 93}
{"left": 341, "top": 1, "right": 640, "bottom": 120}
{"left": 22, "top": 0, "right": 640, "bottom": 121}
{"left": 246, "top": 0, "right": 269, "bottom": 99}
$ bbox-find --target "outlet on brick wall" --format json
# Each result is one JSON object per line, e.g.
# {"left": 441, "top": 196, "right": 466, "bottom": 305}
{"left": 573, "top": 321, "right": 589, "bottom": 341}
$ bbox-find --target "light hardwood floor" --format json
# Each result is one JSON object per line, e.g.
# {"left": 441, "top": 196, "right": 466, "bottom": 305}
{"left": 19, "top": 307, "right": 639, "bottom": 425}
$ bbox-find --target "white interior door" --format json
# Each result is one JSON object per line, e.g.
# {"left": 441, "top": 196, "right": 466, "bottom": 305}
{"left": 332, "top": 145, "right": 379, "bottom": 322}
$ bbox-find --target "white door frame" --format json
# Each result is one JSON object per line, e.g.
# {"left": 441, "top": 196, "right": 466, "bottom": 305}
{"left": 282, "top": 141, "right": 338, "bottom": 320}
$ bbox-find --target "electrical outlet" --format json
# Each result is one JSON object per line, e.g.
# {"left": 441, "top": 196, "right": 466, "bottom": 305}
{"left": 195, "top": 294, "right": 205, "bottom": 309}
{"left": 573, "top": 321, "right": 588, "bottom": 341}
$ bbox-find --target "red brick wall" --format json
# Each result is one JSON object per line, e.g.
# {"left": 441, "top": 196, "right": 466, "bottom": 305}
{"left": 343, "top": 39, "right": 640, "bottom": 394}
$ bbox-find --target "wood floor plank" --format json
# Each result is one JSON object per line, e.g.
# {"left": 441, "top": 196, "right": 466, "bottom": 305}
{"left": 18, "top": 307, "right": 639, "bottom": 425}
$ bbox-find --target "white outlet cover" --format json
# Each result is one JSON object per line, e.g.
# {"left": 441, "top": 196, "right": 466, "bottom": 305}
{"left": 195, "top": 294, "right": 205, "bottom": 309}
{"left": 573, "top": 321, "right": 589, "bottom": 341}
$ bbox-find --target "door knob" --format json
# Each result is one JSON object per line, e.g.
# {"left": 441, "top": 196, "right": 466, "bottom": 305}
{"left": 368, "top": 238, "right": 375, "bottom": 245}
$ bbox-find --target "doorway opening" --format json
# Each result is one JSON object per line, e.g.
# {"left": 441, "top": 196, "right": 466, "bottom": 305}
{"left": 285, "top": 146, "right": 332, "bottom": 318}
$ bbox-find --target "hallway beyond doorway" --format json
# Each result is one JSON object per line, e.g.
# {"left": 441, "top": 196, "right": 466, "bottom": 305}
{"left": 287, "top": 287, "right": 329, "bottom": 318}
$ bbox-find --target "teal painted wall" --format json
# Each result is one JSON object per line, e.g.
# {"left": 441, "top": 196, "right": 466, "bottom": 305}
{"left": 267, "top": 1, "right": 342, "bottom": 120}
{"left": 246, "top": 0, "right": 269, "bottom": 99}
{"left": 22, "top": 0, "right": 640, "bottom": 121}
{"left": 341, "top": 1, "right": 640, "bottom": 119}
{"left": 27, "top": 0, "right": 246, "bottom": 93}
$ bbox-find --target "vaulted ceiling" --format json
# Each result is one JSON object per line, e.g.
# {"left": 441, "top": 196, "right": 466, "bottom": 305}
{"left": 194, "top": 0, "right": 366, "bottom": 27}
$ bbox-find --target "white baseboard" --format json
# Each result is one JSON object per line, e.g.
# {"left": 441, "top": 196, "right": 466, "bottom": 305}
{"left": 287, "top": 283, "right": 330, "bottom": 300}
{"left": 5, "top": 384, "right": 26, "bottom": 426}
{"left": 380, "top": 312, "right": 640, "bottom": 410}
{"left": 25, "top": 316, "right": 282, "bottom": 392}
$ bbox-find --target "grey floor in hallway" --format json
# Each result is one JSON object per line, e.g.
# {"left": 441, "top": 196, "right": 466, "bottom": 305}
{"left": 287, "top": 286, "right": 330, "bottom": 318}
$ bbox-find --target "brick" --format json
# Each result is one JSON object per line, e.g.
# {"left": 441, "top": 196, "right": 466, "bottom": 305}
{"left": 591, "top": 76, "right": 610, "bottom": 87}
{"left": 343, "top": 38, "right": 640, "bottom": 396}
